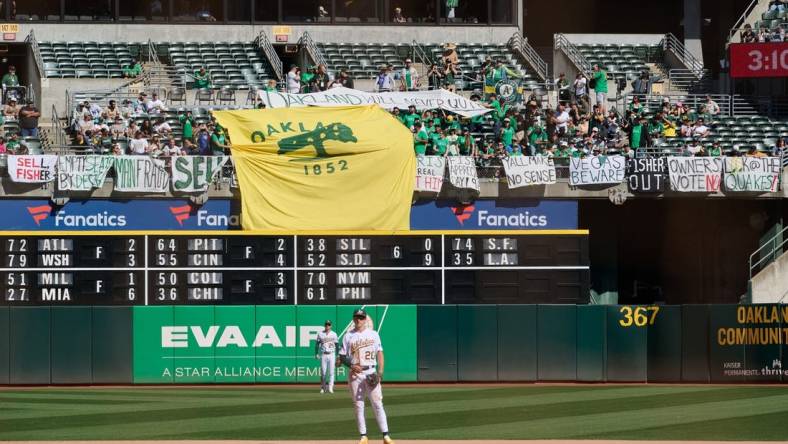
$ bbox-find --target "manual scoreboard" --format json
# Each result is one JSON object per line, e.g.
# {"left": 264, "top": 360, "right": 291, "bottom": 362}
{"left": 0, "top": 231, "right": 589, "bottom": 305}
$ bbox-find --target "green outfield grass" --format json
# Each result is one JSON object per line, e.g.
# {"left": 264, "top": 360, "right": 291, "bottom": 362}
{"left": 0, "top": 385, "right": 787, "bottom": 441}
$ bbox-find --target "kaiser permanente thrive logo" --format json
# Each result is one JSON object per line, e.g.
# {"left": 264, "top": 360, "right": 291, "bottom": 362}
{"left": 449, "top": 205, "right": 549, "bottom": 228}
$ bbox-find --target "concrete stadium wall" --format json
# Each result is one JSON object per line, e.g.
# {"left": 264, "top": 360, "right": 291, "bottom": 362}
{"left": 40, "top": 78, "right": 127, "bottom": 121}
{"left": 751, "top": 252, "right": 788, "bottom": 304}
{"left": 19, "top": 23, "right": 519, "bottom": 45}
{"left": 563, "top": 34, "right": 665, "bottom": 45}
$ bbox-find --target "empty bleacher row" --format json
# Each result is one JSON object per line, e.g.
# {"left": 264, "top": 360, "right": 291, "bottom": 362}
{"left": 317, "top": 42, "right": 534, "bottom": 86}
{"left": 39, "top": 41, "right": 139, "bottom": 78}
{"left": 575, "top": 43, "right": 660, "bottom": 79}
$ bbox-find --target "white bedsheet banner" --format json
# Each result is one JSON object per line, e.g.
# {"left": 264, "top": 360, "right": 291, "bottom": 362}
{"left": 257, "top": 87, "right": 491, "bottom": 117}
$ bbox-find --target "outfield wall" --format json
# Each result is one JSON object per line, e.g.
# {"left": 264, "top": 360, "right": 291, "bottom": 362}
{"left": 0, "top": 304, "right": 786, "bottom": 385}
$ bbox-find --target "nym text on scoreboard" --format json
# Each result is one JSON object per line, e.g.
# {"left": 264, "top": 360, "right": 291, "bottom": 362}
{"left": 0, "top": 231, "right": 589, "bottom": 305}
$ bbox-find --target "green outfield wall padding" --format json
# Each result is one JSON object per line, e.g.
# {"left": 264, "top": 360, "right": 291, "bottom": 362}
{"left": 51, "top": 307, "right": 92, "bottom": 384}
{"left": 0, "top": 307, "right": 8, "bottom": 384}
{"left": 647, "top": 305, "right": 682, "bottom": 382}
{"left": 375, "top": 305, "right": 418, "bottom": 382}
{"left": 743, "top": 305, "right": 783, "bottom": 382}
{"left": 255, "top": 306, "right": 297, "bottom": 383}
{"left": 174, "top": 306, "right": 216, "bottom": 383}
{"left": 133, "top": 306, "right": 174, "bottom": 384}
{"left": 681, "top": 305, "right": 709, "bottom": 382}
{"left": 214, "top": 306, "right": 255, "bottom": 384}
{"left": 576, "top": 305, "right": 606, "bottom": 381}
{"left": 606, "top": 306, "right": 647, "bottom": 382}
{"left": 92, "top": 307, "right": 133, "bottom": 384}
{"left": 708, "top": 305, "right": 745, "bottom": 382}
{"left": 497, "top": 305, "right": 537, "bottom": 381}
{"left": 10, "top": 307, "right": 51, "bottom": 384}
{"left": 537, "top": 305, "right": 577, "bottom": 380}
{"left": 418, "top": 305, "right": 458, "bottom": 381}
{"left": 458, "top": 305, "right": 498, "bottom": 381}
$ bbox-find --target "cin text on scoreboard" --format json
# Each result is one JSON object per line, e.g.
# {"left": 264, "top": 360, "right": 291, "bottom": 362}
{"left": 0, "top": 232, "right": 589, "bottom": 305}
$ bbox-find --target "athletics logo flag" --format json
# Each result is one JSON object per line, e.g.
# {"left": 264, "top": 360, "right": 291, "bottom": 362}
{"left": 214, "top": 106, "right": 415, "bottom": 230}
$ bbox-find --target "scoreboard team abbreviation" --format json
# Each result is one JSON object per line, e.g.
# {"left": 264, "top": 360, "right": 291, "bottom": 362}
{"left": 0, "top": 230, "right": 589, "bottom": 305}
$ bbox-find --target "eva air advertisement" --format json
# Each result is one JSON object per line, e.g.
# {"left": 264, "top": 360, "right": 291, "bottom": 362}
{"left": 133, "top": 305, "right": 417, "bottom": 383}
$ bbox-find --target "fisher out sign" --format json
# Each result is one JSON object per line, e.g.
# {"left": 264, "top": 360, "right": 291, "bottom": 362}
{"left": 626, "top": 158, "right": 667, "bottom": 193}
{"left": 569, "top": 155, "right": 625, "bottom": 186}
{"left": 502, "top": 156, "right": 557, "bottom": 188}
{"left": 8, "top": 155, "right": 57, "bottom": 183}
{"left": 171, "top": 156, "right": 229, "bottom": 192}
{"left": 447, "top": 156, "right": 480, "bottom": 192}
{"left": 723, "top": 157, "right": 781, "bottom": 192}
{"left": 133, "top": 305, "right": 417, "bottom": 383}
{"left": 57, "top": 155, "right": 115, "bottom": 191}
{"left": 667, "top": 157, "right": 723, "bottom": 192}
{"left": 415, "top": 156, "right": 446, "bottom": 192}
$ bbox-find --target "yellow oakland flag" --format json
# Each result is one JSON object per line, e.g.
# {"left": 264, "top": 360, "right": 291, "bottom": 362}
{"left": 214, "top": 106, "right": 415, "bottom": 230}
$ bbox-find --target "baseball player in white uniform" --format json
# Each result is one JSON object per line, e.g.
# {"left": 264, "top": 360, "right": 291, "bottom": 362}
{"left": 315, "top": 320, "right": 337, "bottom": 394}
{"left": 337, "top": 308, "right": 395, "bottom": 444}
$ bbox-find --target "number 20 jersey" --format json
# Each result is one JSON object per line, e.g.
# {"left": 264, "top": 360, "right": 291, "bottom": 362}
{"left": 339, "top": 328, "right": 383, "bottom": 370}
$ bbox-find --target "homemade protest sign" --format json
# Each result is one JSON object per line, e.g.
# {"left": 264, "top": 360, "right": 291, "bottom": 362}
{"left": 57, "top": 155, "right": 114, "bottom": 191}
{"left": 723, "top": 157, "right": 781, "bottom": 192}
{"left": 112, "top": 156, "right": 170, "bottom": 193}
{"left": 415, "top": 156, "right": 446, "bottom": 192}
{"left": 667, "top": 157, "right": 723, "bottom": 192}
{"left": 569, "top": 155, "right": 626, "bottom": 186}
{"left": 214, "top": 106, "right": 415, "bottom": 230}
{"left": 171, "top": 156, "right": 229, "bottom": 192}
{"left": 502, "top": 156, "right": 557, "bottom": 188}
{"left": 447, "top": 156, "right": 480, "bottom": 192}
{"left": 8, "top": 155, "right": 57, "bottom": 183}
{"left": 626, "top": 158, "right": 667, "bottom": 193}
{"left": 257, "top": 86, "right": 491, "bottom": 117}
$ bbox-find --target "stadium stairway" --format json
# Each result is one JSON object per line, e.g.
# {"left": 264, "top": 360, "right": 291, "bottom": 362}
{"left": 749, "top": 225, "right": 788, "bottom": 303}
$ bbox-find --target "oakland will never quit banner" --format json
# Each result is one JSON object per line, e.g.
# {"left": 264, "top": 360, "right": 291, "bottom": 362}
{"left": 214, "top": 106, "right": 415, "bottom": 230}
{"left": 723, "top": 157, "right": 782, "bottom": 192}
{"left": 502, "top": 156, "right": 557, "bottom": 188}
{"left": 415, "top": 156, "right": 446, "bottom": 192}
{"left": 257, "top": 87, "right": 491, "bottom": 117}
{"left": 171, "top": 156, "right": 229, "bottom": 192}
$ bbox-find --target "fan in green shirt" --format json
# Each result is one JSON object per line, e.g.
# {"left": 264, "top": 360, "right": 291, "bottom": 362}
{"left": 490, "top": 97, "right": 509, "bottom": 123}
{"left": 121, "top": 60, "right": 142, "bottom": 79}
{"left": 592, "top": 67, "right": 608, "bottom": 93}
{"left": 500, "top": 120, "right": 515, "bottom": 147}
{"left": 179, "top": 113, "right": 194, "bottom": 141}
{"left": 194, "top": 68, "right": 212, "bottom": 89}
{"left": 413, "top": 123, "right": 429, "bottom": 155}
{"left": 708, "top": 142, "right": 723, "bottom": 156}
{"left": 1, "top": 66, "right": 20, "bottom": 87}
{"left": 630, "top": 122, "right": 644, "bottom": 149}
{"left": 432, "top": 134, "right": 449, "bottom": 156}
{"left": 527, "top": 125, "right": 548, "bottom": 146}
{"left": 210, "top": 129, "right": 228, "bottom": 155}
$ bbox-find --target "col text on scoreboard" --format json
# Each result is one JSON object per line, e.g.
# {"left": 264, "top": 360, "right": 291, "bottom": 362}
{"left": 0, "top": 231, "right": 590, "bottom": 305}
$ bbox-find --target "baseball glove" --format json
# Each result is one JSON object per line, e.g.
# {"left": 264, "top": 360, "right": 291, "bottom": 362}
{"left": 365, "top": 372, "right": 380, "bottom": 388}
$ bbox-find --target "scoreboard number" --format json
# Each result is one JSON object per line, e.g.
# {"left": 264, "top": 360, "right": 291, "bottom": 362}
{"left": 6, "top": 238, "right": 28, "bottom": 252}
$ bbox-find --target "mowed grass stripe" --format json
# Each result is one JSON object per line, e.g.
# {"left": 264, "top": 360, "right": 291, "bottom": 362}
{"left": 0, "top": 386, "right": 689, "bottom": 439}
{"left": 400, "top": 393, "right": 788, "bottom": 440}
{"left": 583, "top": 410, "right": 788, "bottom": 441}
{"left": 0, "top": 386, "right": 786, "bottom": 441}
{"left": 0, "top": 385, "right": 703, "bottom": 435}
{"left": 157, "top": 387, "right": 783, "bottom": 440}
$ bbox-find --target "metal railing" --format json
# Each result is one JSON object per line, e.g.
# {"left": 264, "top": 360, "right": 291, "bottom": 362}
{"left": 554, "top": 34, "right": 592, "bottom": 77}
{"left": 661, "top": 33, "right": 705, "bottom": 78}
{"left": 729, "top": 0, "right": 765, "bottom": 42}
{"left": 25, "top": 30, "right": 46, "bottom": 79}
{"left": 622, "top": 92, "right": 733, "bottom": 116}
{"left": 410, "top": 40, "right": 434, "bottom": 67}
{"left": 667, "top": 68, "right": 711, "bottom": 92}
{"left": 749, "top": 224, "right": 787, "bottom": 279}
{"left": 255, "top": 30, "right": 283, "bottom": 81}
{"left": 299, "top": 31, "right": 327, "bottom": 68}
{"left": 508, "top": 32, "right": 548, "bottom": 81}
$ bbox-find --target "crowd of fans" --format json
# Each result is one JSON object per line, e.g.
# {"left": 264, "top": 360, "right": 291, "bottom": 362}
{"left": 69, "top": 91, "right": 229, "bottom": 159}
{"left": 739, "top": 1, "right": 788, "bottom": 42}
